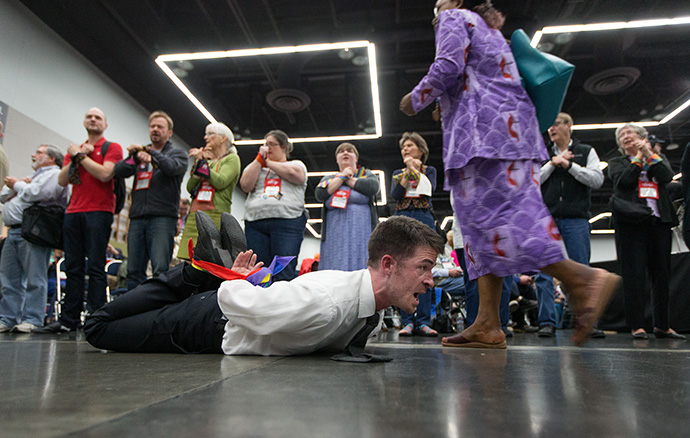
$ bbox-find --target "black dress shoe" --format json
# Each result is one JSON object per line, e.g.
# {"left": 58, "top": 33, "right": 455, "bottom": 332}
{"left": 32, "top": 321, "right": 73, "bottom": 334}
{"left": 220, "top": 212, "right": 247, "bottom": 260}
{"left": 654, "top": 329, "right": 687, "bottom": 340}
{"left": 590, "top": 328, "right": 606, "bottom": 338}
{"left": 632, "top": 331, "right": 649, "bottom": 339}
{"left": 194, "top": 211, "right": 233, "bottom": 268}
{"left": 537, "top": 325, "right": 556, "bottom": 338}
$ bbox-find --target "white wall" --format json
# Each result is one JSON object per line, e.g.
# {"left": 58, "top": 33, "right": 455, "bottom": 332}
{"left": 0, "top": 0, "right": 191, "bottom": 178}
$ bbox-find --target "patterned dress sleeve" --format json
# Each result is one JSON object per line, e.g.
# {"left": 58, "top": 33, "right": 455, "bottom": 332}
{"left": 411, "top": 12, "right": 468, "bottom": 113}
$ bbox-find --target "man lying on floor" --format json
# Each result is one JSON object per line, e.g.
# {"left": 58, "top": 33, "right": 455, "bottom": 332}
{"left": 84, "top": 212, "right": 444, "bottom": 362}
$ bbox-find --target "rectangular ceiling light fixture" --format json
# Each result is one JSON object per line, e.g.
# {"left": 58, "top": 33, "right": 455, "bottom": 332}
{"left": 529, "top": 16, "right": 690, "bottom": 130}
{"left": 156, "top": 41, "right": 382, "bottom": 144}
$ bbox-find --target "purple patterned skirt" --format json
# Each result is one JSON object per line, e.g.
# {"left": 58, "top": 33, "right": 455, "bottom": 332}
{"left": 449, "top": 158, "right": 566, "bottom": 280}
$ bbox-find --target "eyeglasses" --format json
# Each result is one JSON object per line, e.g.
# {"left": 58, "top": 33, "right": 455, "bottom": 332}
{"left": 265, "top": 141, "right": 282, "bottom": 147}
{"left": 551, "top": 120, "right": 567, "bottom": 127}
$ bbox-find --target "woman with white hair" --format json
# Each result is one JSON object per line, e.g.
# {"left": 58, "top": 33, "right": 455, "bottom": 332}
{"left": 178, "top": 123, "right": 241, "bottom": 260}
{"left": 240, "top": 130, "right": 308, "bottom": 281}
{"left": 608, "top": 123, "right": 685, "bottom": 340}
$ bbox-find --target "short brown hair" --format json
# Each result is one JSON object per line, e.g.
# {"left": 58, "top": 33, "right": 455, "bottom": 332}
{"left": 367, "top": 216, "right": 444, "bottom": 268}
{"left": 149, "top": 111, "right": 174, "bottom": 130}
{"left": 265, "top": 130, "right": 293, "bottom": 157}
{"left": 399, "top": 132, "right": 429, "bottom": 164}
{"left": 335, "top": 142, "right": 359, "bottom": 160}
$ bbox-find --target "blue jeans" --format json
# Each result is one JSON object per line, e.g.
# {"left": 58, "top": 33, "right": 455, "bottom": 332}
{"left": 61, "top": 212, "right": 113, "bottom": 328}
{"left": 0, "top": 229, "right": 52, "bottom": 327}
{"left": 401, "top": 287, "right": 433, "bottom": 328}
{"left": 439, "top": 276, "right": 465, "bottom": 298}
{"left": 245, "top": 213, "right": 307, "bottom": 282}
{"left": 394, "top": 208, "right": 435, "bottom": 229}
{"left": 396, "top": 208, "right": 436, "bottom": 327}
{"left": 536, "top": 218, "right": 591, "bottom": 327}
{"left": 465, "top": 276, "right": 511, "bottom": 330}
{"left": 126, "top": 216, "right": 178, "bottom": 290}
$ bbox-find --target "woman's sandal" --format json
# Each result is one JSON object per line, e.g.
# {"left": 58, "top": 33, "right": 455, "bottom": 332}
{"left": 398, "top": 323, "right": 414, "bottom": 337}
{"left": 416, "top": 324, "right": 439, "bottom": 337}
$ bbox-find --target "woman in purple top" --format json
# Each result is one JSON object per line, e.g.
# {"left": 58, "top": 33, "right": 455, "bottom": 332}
{"left": 400, "top": 0, "right": 620, "bottom": 348}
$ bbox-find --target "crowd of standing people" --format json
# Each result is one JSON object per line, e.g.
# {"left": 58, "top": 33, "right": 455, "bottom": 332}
{"left": 0, "top": 0, "right": 686, "bottom": 355}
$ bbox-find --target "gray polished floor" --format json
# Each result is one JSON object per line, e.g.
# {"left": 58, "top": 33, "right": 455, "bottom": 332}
{"left": 2, "top": 329, "right": 689, "bottom": 438}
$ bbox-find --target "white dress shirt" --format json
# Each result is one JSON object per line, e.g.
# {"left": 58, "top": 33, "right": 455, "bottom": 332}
{"left": 218, "top": 269, "right": 381, "bottom": 356}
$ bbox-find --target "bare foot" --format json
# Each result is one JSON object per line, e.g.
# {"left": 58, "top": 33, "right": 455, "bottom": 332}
{"left": 568, "top": 268, "right": 621, "bottom": 346}
{"left": 442, "top": 324, "right": 505, "bottom": 346}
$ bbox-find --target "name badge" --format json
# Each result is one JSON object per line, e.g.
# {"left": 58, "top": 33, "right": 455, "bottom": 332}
{"left": 406, "top": 180, "right": 420, "bottom": 198}
{"left": 263, "top": 174, "right": 282, "bottom": 199}
{"left": 330, "top": 188, "right": 351, "bottom": 209}
{"left": 196, "top": 181, "right": 215, "bottom": 202}
{"left": 135, "top": 169, "right": 152, "bottom": 191}
{"left": 639, "top": 181, "right": 659, "bottom": 199}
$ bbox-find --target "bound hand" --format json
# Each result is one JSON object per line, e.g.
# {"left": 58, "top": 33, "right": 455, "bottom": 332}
{"left": 81, "top": 143, "right": 95, "bottom": 155}
{"left": 4, "top": 176, "right": 18, "bottom": 189}
{"left": 339, "top": 167, "right": 355, "bottom": 179}
{"left": 128, "top": 144, "right": 145, "bottom": 154}
{"left": 137, "top": 151, "right": 152, "bottom": 164}
{"left": 188, "top": 148, "right": 205, "bottom": 160}
{"left": 231, "top": 250, "right": 264, "bottom": 276}
{"left": 67, "top": 143, "right": 82, "bottom": 156}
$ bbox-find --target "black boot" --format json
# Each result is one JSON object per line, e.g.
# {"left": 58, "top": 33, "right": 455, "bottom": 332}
{"left": 220, "top": 212, "right": 247, "bottom": 260}
{"left": 194, "top": 211, "right": 233, "bottom": 268}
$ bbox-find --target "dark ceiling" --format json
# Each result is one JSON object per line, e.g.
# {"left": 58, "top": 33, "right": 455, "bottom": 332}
{"left": 19, "top": 0, "right": 690, "bottom": 230}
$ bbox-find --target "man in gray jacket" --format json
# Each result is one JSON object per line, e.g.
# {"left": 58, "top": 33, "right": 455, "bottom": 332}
{"left": 114, "top": 111, "right": 188, "bottom": 289}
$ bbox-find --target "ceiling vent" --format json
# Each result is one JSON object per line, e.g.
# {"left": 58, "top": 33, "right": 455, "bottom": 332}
{"left": 583, "top": 67, "right": 641, "bottom": 95}
{"left": 266, "top": 88, "right": 312, "bottom": 113}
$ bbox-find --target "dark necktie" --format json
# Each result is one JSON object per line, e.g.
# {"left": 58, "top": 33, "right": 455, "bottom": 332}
{"left": 330, "top": 312, "right": 393, "bottom": 363}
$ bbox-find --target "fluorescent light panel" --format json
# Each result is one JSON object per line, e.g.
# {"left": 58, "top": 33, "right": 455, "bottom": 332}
{"left": 305, "top": 222, "right": 321, "bottom": 239}
{"left": 156, "top": 41, "right": 382, "bottom": 144}
{"left": 529, "top": 17, "right": 690, "bottom": 130}
{"left": 440, "top": 216, "right": 453, "bottom": 229}
{"left": 589, "top": 212, "right": 612, "bottom": 223}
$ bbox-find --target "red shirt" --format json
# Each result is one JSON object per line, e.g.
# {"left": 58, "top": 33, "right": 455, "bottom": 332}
{"left": 64, "top": 137, "right": 123, "bottom": 214}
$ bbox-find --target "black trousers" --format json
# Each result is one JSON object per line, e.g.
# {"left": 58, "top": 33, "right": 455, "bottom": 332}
{"left": 84, "top": 264, "right": 225, "bottom": 353}
{"left": 615, "top": 216, "right": 672, "bottom": 331}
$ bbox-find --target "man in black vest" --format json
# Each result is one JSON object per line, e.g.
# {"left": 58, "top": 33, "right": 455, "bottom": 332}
{"left": 536, "top": 113, "right": 605, "bottom": 338}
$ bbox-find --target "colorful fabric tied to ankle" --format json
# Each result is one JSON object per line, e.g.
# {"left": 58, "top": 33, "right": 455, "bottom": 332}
{"left": 188, "top": 239, "right": 294, "bottom": 287}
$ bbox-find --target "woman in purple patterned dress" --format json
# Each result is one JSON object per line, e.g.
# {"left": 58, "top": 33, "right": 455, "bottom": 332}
{"left": 400, "top": 0, "right": 620, "bottom": 348}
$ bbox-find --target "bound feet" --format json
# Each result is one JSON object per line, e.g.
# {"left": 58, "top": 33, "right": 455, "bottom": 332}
{"left": 193, "top": 211, "right": 246, "bottom": 267}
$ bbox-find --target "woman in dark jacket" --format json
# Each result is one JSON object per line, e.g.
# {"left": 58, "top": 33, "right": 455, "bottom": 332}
{"left": 390, "top": 132, "right": 439, "bottom": 337}
{"left": 608, "top": 123, "right": 685, "bottom": 340}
